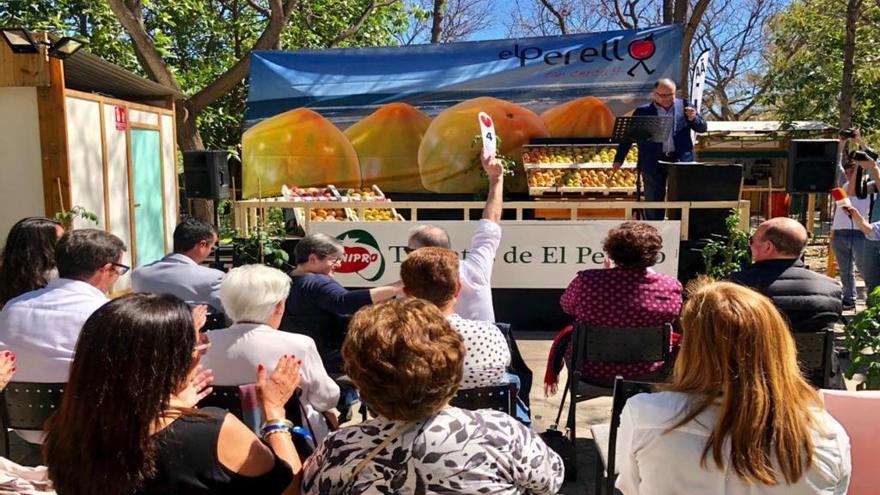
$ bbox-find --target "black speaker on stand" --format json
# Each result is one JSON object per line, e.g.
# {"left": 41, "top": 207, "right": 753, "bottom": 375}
{"left": 666, "top": 162, "right": 744, "bottom": 241}
{"left": 183, "top": 151, "right": 233, "bottom": 270}
{"left": 786, "top": 139, "right": 838, "bottom": 193}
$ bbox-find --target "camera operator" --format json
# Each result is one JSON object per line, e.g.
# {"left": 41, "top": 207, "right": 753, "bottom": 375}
{"left": 839, "top": 128, "right": 880, "bottom": 296}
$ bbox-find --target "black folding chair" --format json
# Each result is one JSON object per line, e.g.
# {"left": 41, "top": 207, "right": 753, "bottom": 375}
{"left": 589, "top": 377, "right": 655, "bottom": 495}
{"left": 450, "top": 383, "right": 517, "bottom": 416}
{"left": 566, "top": 323, "right": 672, "bottom": 467}
{"left": 494, "top": 322, "right": 533, "bottom": 409}
{"left": 0, "top": 382, "right": 65, "bottom": 457}
{"left": 792, "top": 330, "right": 835, "bottom": 389}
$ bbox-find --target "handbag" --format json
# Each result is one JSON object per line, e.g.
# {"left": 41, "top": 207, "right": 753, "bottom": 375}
{"left": 539, "top": 376, "right": 577, "bottom": 482}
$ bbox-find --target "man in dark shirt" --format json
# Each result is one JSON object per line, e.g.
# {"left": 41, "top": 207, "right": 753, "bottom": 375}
{"left": 730, "top": 217, "right": 842, "bottom": 333}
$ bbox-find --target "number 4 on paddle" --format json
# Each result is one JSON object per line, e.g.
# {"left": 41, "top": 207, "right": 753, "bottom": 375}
{"left": 478, "top": 111, "right": 497, "bottom": 158}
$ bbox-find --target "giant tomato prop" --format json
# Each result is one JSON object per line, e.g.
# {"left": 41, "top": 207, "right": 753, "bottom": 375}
{"left": 418, "top": 97, "right": 549, "bottom": 193}
{"left": 242, "top": 108, "right": 360, "bottom": 198}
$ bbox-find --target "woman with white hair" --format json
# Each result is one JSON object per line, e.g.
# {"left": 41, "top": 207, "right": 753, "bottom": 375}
{"left": 201, "top": 263, "right": 340, "bottom": 441}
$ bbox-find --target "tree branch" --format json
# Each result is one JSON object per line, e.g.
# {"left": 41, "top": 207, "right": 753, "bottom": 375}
{"left": 613, "top": 0, "right": 633, "bottom": 29}
{"left": 244, "top": 0, "right": 270, "bottom": 16}
{"left": 106, "top": 0, "right": 183, "bottom": 92}
{"left": 326, "top": 0, "right": 399, "bottom": 47}
{"left": 539, "top": 0, "right": 567, "bottom": 34}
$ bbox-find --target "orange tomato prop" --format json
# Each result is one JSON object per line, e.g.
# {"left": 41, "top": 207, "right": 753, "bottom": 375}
{"left": 345, "top": 103, "right": 431, "bottom": 193}
{"left": 242, "top": 108, "right": 360, "bottom": 198}
{"left": 418, "top": 97, "right": 549, "bottom": 193}
{"left": 541, "top": 96, "right": 616, "bottom": 138}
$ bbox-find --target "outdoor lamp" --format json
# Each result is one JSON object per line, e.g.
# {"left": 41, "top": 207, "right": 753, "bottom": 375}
{"left": 0, "top": 28, "right": 87, "bottom": 59}
{"left": 0, "top": 28, "right": 38, "bottom": 54}
{"left": 47, "top": 37, "right": 86, "bottom": 59}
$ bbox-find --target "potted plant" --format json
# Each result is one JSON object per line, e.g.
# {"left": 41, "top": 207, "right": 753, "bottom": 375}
{"left": 845, "top": 287, "right": 880, "bottom": 390}
{"left": 231, "top": 206, "right": 291, "bottom": 271}
{"left": 700, "top": 211, "right": 751, "bottom": 279}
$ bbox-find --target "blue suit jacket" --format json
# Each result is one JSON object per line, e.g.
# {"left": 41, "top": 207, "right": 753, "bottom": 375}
{"left": 614, "top": 98, "right": 707, "bottom": 176}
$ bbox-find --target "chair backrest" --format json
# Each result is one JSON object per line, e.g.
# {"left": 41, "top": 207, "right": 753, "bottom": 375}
{"left": 0, "top": 382, "right": 66, "bottom": 457}
{"left": 820, "top": 389, "right": 880, "bottom": 495}
{"left": 449, "top": 383, "right": 516, "bottom": 416}
{"left": 575, "top": 323, "right": 672, "bottom": 364}
{"left": 198, "top": 385, "right": 245, "bottom": 418}
{"left": 792, "top": 330, "right": 833, "bottom": 388}
{"left": 606, "top": 377, "right": 655, "bottom": 495}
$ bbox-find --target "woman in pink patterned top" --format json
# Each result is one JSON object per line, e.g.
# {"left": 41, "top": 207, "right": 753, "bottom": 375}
{"left": 544, "top": 222, "right": 682, "bottom": 394}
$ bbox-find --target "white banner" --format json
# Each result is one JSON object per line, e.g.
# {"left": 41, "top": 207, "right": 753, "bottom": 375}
{"left": 690, "top": 49, "right": 710, "bottom": 112}
{"left": 309, "top": 220, "right": 681, "bottom": 289}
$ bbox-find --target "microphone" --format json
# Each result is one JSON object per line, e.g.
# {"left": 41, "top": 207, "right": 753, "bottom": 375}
{"left": 831, "top": 187, "right": 852, "bottom": 217}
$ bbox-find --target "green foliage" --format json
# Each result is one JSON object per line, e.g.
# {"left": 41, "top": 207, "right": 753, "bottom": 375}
{"left": 845, "top": 287, "right": 880, "bottom": 390}
{"left": 762, "top": 0, "right": 880, "bottom": 131}
{"left": 1, "top": 0, "right": 409, "bottom": 150}
{"left": 700, "top": 210, "right": 751, "bottom": 279}
{"left": 53, "top": 205, "right": 99, "bottom": 228}
{"left": 232, "top": 207, "right": 289, "bottom": 270}
{"left": 469, "top": 134, "right": 517, "bottom": 178}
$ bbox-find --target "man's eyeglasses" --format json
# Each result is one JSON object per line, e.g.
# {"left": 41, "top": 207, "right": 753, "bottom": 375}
{"left": 111, "top": 262, "right": 130, "bottom": 275}
{"left": 654, "top": 91, "right": 675, "bottom": 97}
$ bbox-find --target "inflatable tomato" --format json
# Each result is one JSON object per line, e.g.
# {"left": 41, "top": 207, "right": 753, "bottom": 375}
{"left": 418, "top": 97, "right": 549, "bottom": 193}
{"left": 242, "top": 108, "right": 360, "bottom": 198}
{"left": 345, "top": 103, "right": 431, "bottom": 193}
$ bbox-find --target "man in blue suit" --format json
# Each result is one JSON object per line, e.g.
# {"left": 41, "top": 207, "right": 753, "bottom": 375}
{"left": 613, "top": 78, "right": 708, "bottom": 220}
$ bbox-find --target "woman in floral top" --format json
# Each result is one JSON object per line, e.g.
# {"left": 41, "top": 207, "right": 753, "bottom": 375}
{"left": 545, "top": 221, "right": 682, "bottom": 393}
{"left": 303, "top": 298, "right": 564, "bottom": 494}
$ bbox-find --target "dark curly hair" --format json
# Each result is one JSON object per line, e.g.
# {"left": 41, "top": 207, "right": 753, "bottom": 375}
{"left": 0, "top": 217, "right": 62, "bottom": 306}
{"left": 343, "top": 298, "right": 464, "bottom": 421}
{"left": 603, "top": 221, "right": 663, "bottom": 268}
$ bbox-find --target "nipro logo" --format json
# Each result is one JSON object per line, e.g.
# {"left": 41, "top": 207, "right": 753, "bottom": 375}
{"left": 499, "top": 33, "right": 657, "bottom": 77}
{"left": 335, "top": 230, "right": 385, "bottom": 282}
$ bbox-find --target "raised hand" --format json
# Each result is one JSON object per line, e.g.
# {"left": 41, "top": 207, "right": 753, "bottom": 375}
{"left": 169, "top": 365, "right": 214, "bottom": 409}
{"left": 256, "top": 355, "right": 302, "bottom": 419}
{"left": 0, "top": 351, "right": 16, "bottom": 391}
{"left": 191, "top": 304, "right": 208, "bottom": 332}
{"left": 481, "top": 149, "right": 504, "bottom": 183}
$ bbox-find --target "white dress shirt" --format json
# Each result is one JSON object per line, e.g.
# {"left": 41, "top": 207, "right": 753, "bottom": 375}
{"left": 616, "top": 391, "right": 851, "bottom": 495}
{"left": 131, "top": 253, "right": 225, "bottom": 311}
{"left": 446, "top": 314, "right": 510, "bottom": 389}
{"left": 0, "top": 278, "right": 109, "bottom": 442}
{"left": 654, "top": 102, "right": 676, "bottom": 154}
{"left": 200, "top": 322, "right": 340, "bottom": 441}
{"left": 454, "top": 219, "right": 501, "bottom": 322}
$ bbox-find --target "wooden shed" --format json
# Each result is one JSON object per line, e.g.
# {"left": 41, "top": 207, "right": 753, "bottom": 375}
{"left": 0, "top": 36, "right": 180, "bottom": 289}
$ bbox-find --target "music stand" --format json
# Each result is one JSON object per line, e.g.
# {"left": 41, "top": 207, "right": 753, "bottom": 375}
{"left": 611, "top": 116, "right": 674, "bottom": 216}
{"left": 612, "top": 116, "right": 673, "bottom": 143}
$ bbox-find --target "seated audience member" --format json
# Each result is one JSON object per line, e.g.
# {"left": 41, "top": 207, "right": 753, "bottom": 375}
{"left": 0, "top": 350, "right": 16, "bottom": 391}
{"left": 0, "top": 217, "right": 64, "bottom": 307}
{"left": 0, "top": 229, "right": 126, "bottom": 443}
{"left": 131, "top": 216, "right": 225, "bottom": 312}
{"left": 546, "top": 222, "right": 682, "bottom": 393}
{"left": 730, "top": 217, "right": 842, "bottom": 332}
{"left": 302, "top": 299, "right": 564, "bottom": 494}
{"left": 405, "top": 150, "right": 504, "bottom": 322}
{"left": 45, "top": 293, "right": 303, "bottom": 495}
{"left": 615, "top": 281, "right": 851, "bottom": 494}
{"left": 202, "top": 264, "right": 340, "bottom": 440}
{"left": 400, "top": 247, "right": 510, "bottom": 390}
{"left": 280, "top": 233, "right": 401, "bottom": 373}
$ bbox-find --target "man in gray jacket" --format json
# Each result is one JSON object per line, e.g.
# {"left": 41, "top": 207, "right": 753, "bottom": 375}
{"left": 131, "top": 217, "right": 224, "bottom": 311}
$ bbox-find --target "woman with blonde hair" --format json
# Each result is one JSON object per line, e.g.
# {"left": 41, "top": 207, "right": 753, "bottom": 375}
{"left": 616, "top": 280, "right": 851, "bottom": 494}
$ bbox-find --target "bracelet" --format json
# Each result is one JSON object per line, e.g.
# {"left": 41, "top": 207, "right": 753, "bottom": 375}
{"left": 261, "top": 424, "right": 292, "bottom": 436}
{"left": 263, "top": 428, "right": 292, "bottom": 439}
{"left": 261, "top": 418, "right": 294, "bottom": 430}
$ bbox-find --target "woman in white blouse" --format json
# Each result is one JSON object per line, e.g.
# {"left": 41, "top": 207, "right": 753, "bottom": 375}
{"left": 616, "top": 280, "right": 851, "bottom": 495}
{"left": 201, "top": 264, "right": 340, "bottom": 441}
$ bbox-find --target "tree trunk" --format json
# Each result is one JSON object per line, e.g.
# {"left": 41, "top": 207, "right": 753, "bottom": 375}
{"left": 840, "top": 0, "right": 861, "bottom": 129}
{"left": 431, "top": 0, "right": 445, "bottom": 43}
{"left": 176, "top": 100, "right": 206, "bottom": 151}
{"left": 663, "top": 0, "right": 674, "bottom": 24}
{"left": 677, "top": 0, "right": 710, "bottom": 100}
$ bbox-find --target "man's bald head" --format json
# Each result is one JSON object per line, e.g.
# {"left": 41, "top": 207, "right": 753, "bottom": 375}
{"left": 654, "top": 78, "right": 677, "bottom": 91}
{"left": 755, "top": 217, "right": 807, "bottom": 259}
{"left": 407, "top": 224, "right": 451, "bottom": 249}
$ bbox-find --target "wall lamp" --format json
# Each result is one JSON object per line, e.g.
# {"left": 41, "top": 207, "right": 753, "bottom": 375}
{"left": 0, "top": 28, "right": 87, "bottom": 59}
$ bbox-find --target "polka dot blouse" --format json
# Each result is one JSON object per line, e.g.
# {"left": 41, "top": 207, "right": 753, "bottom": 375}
{"left": 560, "top": 266, "right": 682, "bottom": 378}
{"left": 447, "top": 314, "right": 511, "bottom": 389}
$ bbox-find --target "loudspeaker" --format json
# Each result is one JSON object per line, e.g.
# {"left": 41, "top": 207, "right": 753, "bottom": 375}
{"left": 786, "top": 139, "right": 838, "bottom": 193}
{"left": 666, "top": 162, "right": 743, "bottom": 240}
{"left": 183, "top": 151, "right": 230, "bottom": 200}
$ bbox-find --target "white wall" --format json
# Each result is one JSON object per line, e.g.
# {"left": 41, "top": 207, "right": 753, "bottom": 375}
{"left": 103, "top": 103, "right": 134, "bottom": 289}
{"left": 0, "top": 88, "right": 46, "bottom": 247}
{"left": 65, "top": 96, "right": 106, "bottom": 231}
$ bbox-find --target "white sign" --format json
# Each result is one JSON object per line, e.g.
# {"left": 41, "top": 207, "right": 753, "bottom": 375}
{"left": 309, "top": 220, "right": 681, "bottom": 288}
{"left": 690, "top": 49, "right": 710, "bottom": 112}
